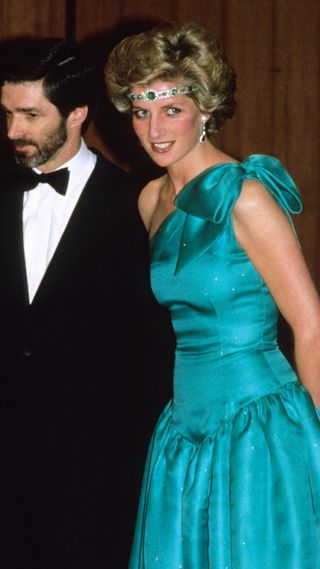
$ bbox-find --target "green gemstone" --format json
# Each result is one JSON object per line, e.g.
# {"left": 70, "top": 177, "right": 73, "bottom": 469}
{"left": 146, "top": 90, "right": 156, "bottom": 100}
{"left": 171, "top": 88, "right": 177, "bottom": 95}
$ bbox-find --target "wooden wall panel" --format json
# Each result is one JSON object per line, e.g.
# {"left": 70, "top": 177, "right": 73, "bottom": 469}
{"left": 272, "top": 0, "right": 320, "bottom": 281}
{"left": 74, "top": 0, "right": 226, "bottom": 42}
{"left": 0, "top": 0, "right": 66, "bottom": 39}
{"left": 74, "top": 0, "right": 176, "bottom": 42}
{"left": 74, "top": 0, "right": 227, "bottom": 49}
{"left": 218, "top": 0, "right": 275, "bottom": 157}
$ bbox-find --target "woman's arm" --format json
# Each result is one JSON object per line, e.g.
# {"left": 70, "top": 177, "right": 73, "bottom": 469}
{"left": 233, "top": 179, "right": 320, "bottom": 407}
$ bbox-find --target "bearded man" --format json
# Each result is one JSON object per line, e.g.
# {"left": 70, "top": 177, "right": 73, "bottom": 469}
{"left": 0, "top": 37, "right": 173, "bottom": 569}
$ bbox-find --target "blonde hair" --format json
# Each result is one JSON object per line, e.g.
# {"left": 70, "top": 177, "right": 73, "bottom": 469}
{"left": 105, "top": 22, "right": 236, "bottom": 134}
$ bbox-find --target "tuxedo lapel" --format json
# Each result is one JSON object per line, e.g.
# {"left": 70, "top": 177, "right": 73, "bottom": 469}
{"left": 0, "top": 189, "right": 29, "bottom": 305}
{"left": 31, "top": 154, "right": 116, "bottom": 303}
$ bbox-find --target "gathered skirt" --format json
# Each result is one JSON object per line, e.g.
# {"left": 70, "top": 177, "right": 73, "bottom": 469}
{"left": 129, "top": 381, "right": 320, "bottom": 569}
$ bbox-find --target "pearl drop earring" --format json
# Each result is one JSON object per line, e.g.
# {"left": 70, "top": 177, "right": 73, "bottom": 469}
{"left": 199, "top": 116, "right": 207, "bottom": 143}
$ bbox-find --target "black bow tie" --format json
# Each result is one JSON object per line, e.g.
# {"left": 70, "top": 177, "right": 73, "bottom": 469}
{"left": 17, "top": 167, "right": 70, "bottom": 195}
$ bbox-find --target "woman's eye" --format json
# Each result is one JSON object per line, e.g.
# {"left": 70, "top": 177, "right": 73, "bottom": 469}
{"left": 167, "top": 107, "right": 181, "bottom": 116}
{"left": 132, "top": 109, "right": 148, "bottom": 119}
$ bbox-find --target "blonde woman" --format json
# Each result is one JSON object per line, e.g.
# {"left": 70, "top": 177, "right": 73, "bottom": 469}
{"left": 106, "top": 21, "right": 320, "bottom": 569}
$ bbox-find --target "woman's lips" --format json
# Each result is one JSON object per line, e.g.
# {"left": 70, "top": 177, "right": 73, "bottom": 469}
{"left": 151, "top": 141, "right": 174, "bottom": 153}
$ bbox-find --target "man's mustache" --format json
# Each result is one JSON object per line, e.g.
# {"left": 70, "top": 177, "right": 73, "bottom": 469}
{"left": 11, "top": 138, "right": 39, "bottom": 149}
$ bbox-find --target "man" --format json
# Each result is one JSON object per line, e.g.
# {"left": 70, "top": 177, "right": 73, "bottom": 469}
{"left": 0, "top": 38, "right": 172, "bottom": 568}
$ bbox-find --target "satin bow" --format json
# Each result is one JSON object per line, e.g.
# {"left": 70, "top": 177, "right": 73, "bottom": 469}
{"left": 172, "top": 154, "right": 302, "bottom": 274}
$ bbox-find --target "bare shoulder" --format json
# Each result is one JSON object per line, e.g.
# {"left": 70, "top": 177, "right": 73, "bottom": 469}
{"left": 233, "top": 179, "right": 284, "bottom": 224}
{"left": 232, "top": 178, "right": 297, "bottom": 258}
{"left": 138, "top": 174, "right": 167, "bottom": 230}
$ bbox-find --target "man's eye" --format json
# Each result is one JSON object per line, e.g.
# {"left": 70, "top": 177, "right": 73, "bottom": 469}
{"left": 27, "top": 113, "right": 38, "bottom": 118}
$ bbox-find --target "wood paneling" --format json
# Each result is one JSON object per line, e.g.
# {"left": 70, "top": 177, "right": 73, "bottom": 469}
{"left": 272, "top": 0, "right": 320, "bottom": 280}
{"left": 0, "top": 0, "right": 66, "bottom": 39}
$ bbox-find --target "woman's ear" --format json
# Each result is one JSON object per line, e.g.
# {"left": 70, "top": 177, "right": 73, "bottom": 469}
{"left": 201, "top": 113, "right": 210, "bottom": 123}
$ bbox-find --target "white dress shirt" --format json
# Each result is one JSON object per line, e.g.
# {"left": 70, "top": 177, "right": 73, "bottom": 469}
{"left": 23, "top": 139, "right": 97, "bottom": 303}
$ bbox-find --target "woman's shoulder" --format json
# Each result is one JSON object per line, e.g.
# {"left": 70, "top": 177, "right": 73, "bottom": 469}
{"left": 237, "top": 155, "right": 302, "bottom": 216}
{"left": 138, "top": 174, "right": 167, "bottom": 208}
{"left": 175, "top": 153, "right": 302, "bottom": 224}
{"left": 233, "top": 178, "right": 280, "bottom": 219}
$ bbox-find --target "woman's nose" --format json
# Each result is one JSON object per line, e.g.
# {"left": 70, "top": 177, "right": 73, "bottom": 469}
{"left": 148, "top": 115, "right": 164, "bottom": 140}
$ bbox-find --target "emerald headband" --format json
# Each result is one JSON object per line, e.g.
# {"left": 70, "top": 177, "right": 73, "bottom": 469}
{"left": 127, "top": 85, "right": 197, "bottom": 102}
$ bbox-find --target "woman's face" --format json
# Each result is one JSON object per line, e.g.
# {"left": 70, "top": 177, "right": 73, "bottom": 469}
{"left": 131, "top": 80, "right": 205, "bottom": 169}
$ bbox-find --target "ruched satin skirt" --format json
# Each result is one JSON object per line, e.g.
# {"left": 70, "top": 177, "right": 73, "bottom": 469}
{"left": 129, "top": 381, "right": 320, "bottom": 569}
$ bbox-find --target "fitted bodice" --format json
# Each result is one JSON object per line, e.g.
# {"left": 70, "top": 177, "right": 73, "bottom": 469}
{"left": 151, "top": 207, "right": 278, "bottom": 357}
{"left": 150, "top": 155, "right": 302, "bottom": 439}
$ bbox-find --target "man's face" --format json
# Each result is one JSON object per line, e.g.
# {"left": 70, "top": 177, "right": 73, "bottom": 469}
{"left": 0, "top": 80, "right": 68, "bottom": 169}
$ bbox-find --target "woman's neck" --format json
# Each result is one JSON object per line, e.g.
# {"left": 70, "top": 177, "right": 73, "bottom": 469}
{"left": 165, "top": 142, "right": 229, "bottom": 196}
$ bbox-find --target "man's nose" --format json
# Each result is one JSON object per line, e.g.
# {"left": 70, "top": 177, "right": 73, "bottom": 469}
{"left": 7, "top": 116, "right": 24, "bottom": 139}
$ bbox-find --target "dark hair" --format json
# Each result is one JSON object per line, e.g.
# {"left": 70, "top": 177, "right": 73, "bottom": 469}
{"left": 0, "top": 37, "right": 99, "bottom": 124}
{"left": 105, "top": 22, "right": 236, "bottom": 134}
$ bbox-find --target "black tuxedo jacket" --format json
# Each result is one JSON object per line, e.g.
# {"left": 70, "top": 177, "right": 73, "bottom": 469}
{"left": 0, "top": 150, "right": 173, "bottom": 568}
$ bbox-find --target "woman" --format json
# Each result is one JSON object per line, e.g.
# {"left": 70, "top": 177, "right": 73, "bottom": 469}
{"left": 105, "top": 22, "right": 320, "bottom": 569}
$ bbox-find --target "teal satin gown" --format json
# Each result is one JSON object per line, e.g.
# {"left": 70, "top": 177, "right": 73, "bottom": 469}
{"left": 129, "top": 155, "right": 320, "bottom": 569}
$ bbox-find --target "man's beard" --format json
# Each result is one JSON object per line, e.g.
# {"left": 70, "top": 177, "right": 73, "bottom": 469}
{"left": 12, "top": 118, "right": 68, "bottom": 168}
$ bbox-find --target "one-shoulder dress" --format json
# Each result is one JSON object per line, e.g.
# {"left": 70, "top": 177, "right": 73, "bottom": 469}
{"left": 129, "top": 155, "right": 320, "bottom": 569}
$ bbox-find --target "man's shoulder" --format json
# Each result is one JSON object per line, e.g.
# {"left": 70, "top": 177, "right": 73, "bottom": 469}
{"left": 89, "top": 148, "right": 140, "bottom": 193}
{"left": 87, "top": 149, "right": 144, "bottom": 226}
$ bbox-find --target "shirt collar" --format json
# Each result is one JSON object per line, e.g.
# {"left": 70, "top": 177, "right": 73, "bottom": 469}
{"left": 33, "top": 139, "right": 96, "bottom": 194}
{"left": 61, "top": 139, "right": 96, "bottom": 192}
